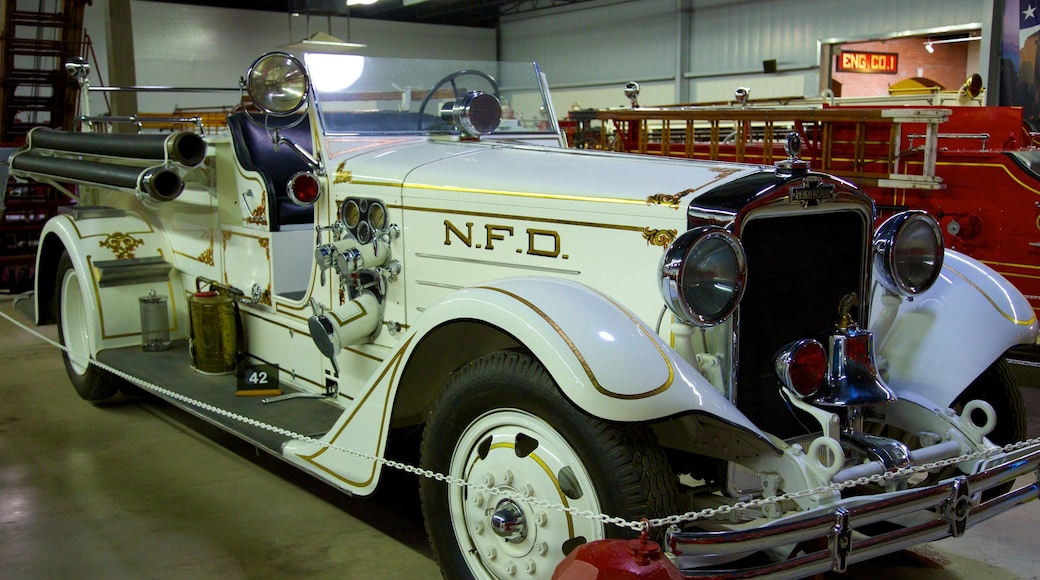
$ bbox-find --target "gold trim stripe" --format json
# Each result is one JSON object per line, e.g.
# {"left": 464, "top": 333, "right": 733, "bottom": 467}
{"left": 360, "top": 179, "right": 654, "bottom": 207}
{"left": 933, "top": 161, "right": 1040, "bottom": 196}
{"left": 88, "top": 254, "right": 178, "bottom": 340}
{"left": 982, "top": 259, "right": 1040, "bottom": 272}
{"left": 403, "top": 182, "right": 648, "bottom": 206}
{"left": 945, "top": 265, "right": 1036, "bottom": 326}
{"left": 398, "top": 204, "right": 646, "bottom": 233}
{"left": 297, "top": 335, "right": 414, "bottom": 487}
{"left": 478, "top": 286, "right": 674, "bottom": 399}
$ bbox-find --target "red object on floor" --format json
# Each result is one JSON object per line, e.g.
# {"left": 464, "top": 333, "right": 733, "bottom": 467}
{"left": 552, "top": 535, "right": 684, "bottom": 580}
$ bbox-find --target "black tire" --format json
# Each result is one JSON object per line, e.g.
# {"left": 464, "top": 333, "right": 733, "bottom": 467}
{"left": 872, "top": 358, "right": 1027, "bottom": 499}
{"left": 419, "top": 351, "right": 678, "bottom": 579}
{"left": 953, "top": 358, "right": 1025, "bottom": 500}
{"left": 955, "top": 358, "right": 1026, "bottom": 447}
{"left": 54, "top": 251, "right": 121, "bottom": 402}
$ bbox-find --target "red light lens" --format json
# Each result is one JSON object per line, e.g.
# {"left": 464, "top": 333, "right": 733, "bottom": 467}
{"left": 289, "top": 173, "right": 321, "bottom": 205}
{"left": 789, "top": 342, "right": 827, "bottom": 397}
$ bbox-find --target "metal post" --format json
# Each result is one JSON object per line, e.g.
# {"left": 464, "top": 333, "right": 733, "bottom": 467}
{"left": 105, "top": 0, "right": 138, "bottom": 134}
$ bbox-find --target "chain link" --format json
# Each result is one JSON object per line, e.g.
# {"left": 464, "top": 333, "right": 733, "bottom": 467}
{"left": 1006, "top": 357, "right": 1040, "bottom": 369}
{"left": 3, "top": 306, "right": 1038, "bottom": 535}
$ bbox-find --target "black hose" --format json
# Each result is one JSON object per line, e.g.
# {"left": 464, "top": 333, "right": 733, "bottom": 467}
{"left": 10, "top": 151, "right": 184, "bottom": 201}
{"left": 26, "top": 127, "right": 207, "bottom": 166}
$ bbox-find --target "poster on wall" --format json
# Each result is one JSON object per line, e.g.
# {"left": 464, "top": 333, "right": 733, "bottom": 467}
{"left": 1001, "top": 0, "right": 1040, "bottom": 121}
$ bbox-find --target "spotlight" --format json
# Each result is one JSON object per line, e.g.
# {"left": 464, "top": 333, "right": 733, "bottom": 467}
{"left": 924, "top": 42, "right": 934, "bottom": 53}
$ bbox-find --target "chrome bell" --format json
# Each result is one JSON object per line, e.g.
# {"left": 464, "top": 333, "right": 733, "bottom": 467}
{"left": 811, "top": 293, "right": 897, "bottom": 408}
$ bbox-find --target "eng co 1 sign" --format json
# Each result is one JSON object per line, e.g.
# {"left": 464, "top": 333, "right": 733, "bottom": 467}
{"left": 836, "top": 51, "right": 898, "bottom": 74}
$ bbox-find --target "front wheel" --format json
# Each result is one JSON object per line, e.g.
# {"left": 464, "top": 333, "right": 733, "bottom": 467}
{"left": 419, "top": 351, "right": 678, "bottom": 579}
{"left": 957, "top": 358, "right": 1026, "bottom": 447}
{"left": 54, "top": 251, "right": 120, "bottom": 402}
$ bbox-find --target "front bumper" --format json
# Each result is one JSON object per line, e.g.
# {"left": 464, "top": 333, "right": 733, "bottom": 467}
{"left": 667, "top": 442, "right": 1040, "bottom": 578}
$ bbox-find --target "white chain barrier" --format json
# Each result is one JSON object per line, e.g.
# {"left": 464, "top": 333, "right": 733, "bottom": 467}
{"left": 1007, "top": 357, "right": 1040, "bottom": 369}
{"left": 4, "top": 304, "right": 1040, "bottom": 535}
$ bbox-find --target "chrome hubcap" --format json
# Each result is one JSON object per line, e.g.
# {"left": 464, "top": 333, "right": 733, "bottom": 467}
{"left": 490, "top": 498, "right": 527, "bottom": 543}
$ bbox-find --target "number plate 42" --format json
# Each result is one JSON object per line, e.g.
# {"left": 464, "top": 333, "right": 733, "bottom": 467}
{"left": 237, "top": 363, "right": 281, "bottom": 396}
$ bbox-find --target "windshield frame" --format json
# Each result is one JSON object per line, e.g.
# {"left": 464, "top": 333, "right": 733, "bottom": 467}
{"left": 299, "top": 53, "right": 561, "bottom": 140}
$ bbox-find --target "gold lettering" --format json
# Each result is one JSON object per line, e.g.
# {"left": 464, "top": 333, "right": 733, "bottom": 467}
{"left": 445, "top": 220, "right": 474, "bottom": 246}
{"left": 485, "top": 224, "right": 514, "bottom": 250}
{"left": 526, "top": 228, "right": 560, "bottom": 258}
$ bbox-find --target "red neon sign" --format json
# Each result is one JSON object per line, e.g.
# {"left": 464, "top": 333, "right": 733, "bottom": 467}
{"left": 836, "top": 51, "right": 899, "bottom": 74}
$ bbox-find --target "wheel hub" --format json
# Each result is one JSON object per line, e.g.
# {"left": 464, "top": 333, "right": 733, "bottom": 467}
{"left": 490, "top": 498, "right": 528, "bottom": 543}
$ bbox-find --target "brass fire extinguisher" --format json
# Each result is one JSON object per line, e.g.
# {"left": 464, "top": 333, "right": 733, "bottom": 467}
{"left": 188, "top": 278, "right": 240, "bottom": 375}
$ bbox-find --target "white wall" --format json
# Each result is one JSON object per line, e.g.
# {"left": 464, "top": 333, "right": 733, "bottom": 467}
{"left": 499, "top": 0, "right": 988, "bottom": 108}
{"left": 79, "top": 0, "right": 989, "bottom": 117}
{"left": 83, "top": 0, "right": 496, "bottom": 114}
{"left": 500, "top": 0, "right": 678, "bottom": 113}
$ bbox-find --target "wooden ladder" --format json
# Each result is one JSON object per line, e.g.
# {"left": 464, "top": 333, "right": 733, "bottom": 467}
{"left": 0, "top": 0, "right": 88, "bottom": 142}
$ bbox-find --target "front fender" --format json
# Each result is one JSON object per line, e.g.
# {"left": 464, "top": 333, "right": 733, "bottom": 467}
{"left": 871, "top": 250, "right": 1037, "bottom": 408}
{"left": 282, "top": 276, "right": 777, "bottom": 496}
{"left": 413, "top": 277, "right": 771, "bottom": 443}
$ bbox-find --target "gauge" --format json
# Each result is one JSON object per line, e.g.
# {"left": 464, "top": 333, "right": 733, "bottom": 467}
{"left": 368, "top": 201, "right": 386, "bottom": 231}
{"left": 341, "top": 199, "right": 360, "bottom": 228}
{"left": 355, "top": 221, "right": 373, "bottom": 244}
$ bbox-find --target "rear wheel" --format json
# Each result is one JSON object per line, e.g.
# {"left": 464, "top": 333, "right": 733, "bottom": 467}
{"left": 55, "top": 251, "right": 120, "bottom": 402}
{"left": 419, "top": 351, "right": 678, "bottom": 579}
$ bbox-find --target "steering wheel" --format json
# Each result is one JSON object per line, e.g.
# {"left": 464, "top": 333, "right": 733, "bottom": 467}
{"left": 417, "top": 69, "right": 500, "bottom": 130}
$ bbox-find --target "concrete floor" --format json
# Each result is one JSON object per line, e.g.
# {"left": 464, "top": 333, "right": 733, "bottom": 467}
{"left": 1, "top": 292, "right": 1039, "bottom": 579}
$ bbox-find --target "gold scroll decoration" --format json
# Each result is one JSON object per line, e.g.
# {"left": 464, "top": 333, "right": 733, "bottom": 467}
{"left": 98, "top": 232, "right": 145, "bottom": 260}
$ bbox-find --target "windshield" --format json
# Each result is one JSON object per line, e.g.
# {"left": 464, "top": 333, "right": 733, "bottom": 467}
{"left": 302, "top": 54, "right": 557, "bottom": 137}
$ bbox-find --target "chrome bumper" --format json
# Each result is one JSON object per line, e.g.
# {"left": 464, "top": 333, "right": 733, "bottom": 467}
{"left": 667, "top": 443, "right": 1040, "bottom": 578}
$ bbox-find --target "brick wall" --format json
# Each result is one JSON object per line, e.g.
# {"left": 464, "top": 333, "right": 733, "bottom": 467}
{"left": 832, "top": 37, "right": 974, "bottom": 97}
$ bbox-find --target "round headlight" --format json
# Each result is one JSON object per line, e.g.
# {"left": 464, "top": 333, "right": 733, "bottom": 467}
{"left": 443, "top": 91, "right": 502, "bottom": 137}
{"left": 873, "top": 210, "right": 944, "bottom": 296}
{"left": 246, "top": 52, "right": 308, "bottom": 116}
{"left": 659, "top": 226, "right": 747, "bottom": 327}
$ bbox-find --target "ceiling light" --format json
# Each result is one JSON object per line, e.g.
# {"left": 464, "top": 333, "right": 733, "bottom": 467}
{"left": 279, "top": 32, "right": 366, "bottom": 53}
{"left": 347, "top": 0, "right": 378, "bottom": 5}
{"left": 923, "top": 35, "right": 981, "bottom": 53}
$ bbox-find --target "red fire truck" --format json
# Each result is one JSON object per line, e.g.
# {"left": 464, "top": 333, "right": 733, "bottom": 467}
{"left": 578, "top": 91, "right": 1040, "bottom": 314}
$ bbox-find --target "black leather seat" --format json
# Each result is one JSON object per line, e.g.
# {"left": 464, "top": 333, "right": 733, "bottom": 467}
{"left": 226, "top": 112, "right": 314, "bottom": 230}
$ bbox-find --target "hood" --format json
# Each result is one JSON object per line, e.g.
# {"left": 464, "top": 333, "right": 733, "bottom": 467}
{"left": 325, "top": 138, "right": 763, "bottom": 218}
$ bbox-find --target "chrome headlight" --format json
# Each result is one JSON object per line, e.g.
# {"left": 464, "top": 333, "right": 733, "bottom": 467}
{"left": 659, "top": 226, "right": 747, "bottom": 326}
{"left": 873, "top": 210, "right": 944, "bottom": 296}
{"left": 246, "top": 52, "right": 309, "bottom": 116}
{"left": 442, "top": 91, "right": 502, "bottom": 137}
